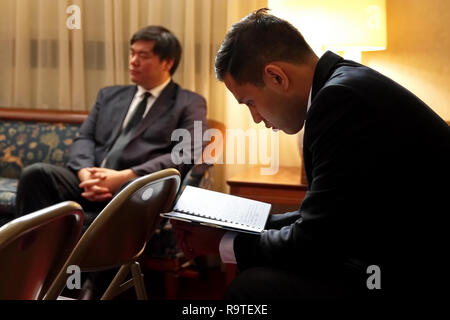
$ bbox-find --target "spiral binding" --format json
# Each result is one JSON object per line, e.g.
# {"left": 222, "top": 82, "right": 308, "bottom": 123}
{"left": 174, "top": 208, "right": 247, "bottom": 226}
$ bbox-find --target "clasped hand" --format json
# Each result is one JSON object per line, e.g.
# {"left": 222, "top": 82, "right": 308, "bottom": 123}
{"left": 78, "top": 167, "right": 137, "bottom": 202}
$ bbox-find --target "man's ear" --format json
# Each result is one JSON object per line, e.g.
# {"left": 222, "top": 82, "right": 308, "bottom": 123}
{"left": 263, "top": 64, "right": 289, "bottom": 91}
{"left": 163, "top": 59, "right": 174, "bottom": 73}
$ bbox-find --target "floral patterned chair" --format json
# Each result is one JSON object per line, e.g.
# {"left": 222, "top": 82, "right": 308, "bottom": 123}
{"left": 0, "top": 108, "right": 86, "bottom": 226}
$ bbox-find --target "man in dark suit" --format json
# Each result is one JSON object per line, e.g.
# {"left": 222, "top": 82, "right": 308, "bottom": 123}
{"left": 171, "top": 9, "right": 449, "bottom": 300}
{"left": 15, "top": 25, "right": 207, "bottom": 220}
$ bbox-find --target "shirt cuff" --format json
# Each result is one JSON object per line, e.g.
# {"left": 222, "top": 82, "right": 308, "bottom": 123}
{"left": 219, "top": 231, "right": 238, "bottom": 264}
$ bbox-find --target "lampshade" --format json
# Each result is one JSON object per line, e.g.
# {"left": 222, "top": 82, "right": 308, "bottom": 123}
{"left": 268, "top": 0, "right": 387, "bottom": 52}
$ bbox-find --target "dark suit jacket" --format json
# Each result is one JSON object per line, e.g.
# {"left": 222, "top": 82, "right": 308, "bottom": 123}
{"left": 234, "top": 51, "right": 450, "bottom": 295}
{"left": 67, "top": 81, "right": 207, "bottom": 179}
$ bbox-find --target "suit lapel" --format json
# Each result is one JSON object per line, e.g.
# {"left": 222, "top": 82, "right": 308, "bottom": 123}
{"left": 304, "top": 51, "right": 343, "bottom": 186}
{"left": 132, "top": 81, "right": 178, "bottom": 139}
{"left": 108, "top": 86, "right": 137, "bottom": 143}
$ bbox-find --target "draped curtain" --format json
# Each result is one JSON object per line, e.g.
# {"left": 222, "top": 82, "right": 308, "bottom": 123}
{"left": 0, "top": 0, "right": 265, "bottom": 116}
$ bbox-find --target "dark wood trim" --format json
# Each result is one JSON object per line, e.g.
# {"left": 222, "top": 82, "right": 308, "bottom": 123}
{"left": 0, "top": 107, "right": 88, "bottom": 124}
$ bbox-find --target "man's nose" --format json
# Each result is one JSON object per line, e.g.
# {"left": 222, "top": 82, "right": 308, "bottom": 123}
{"left": 130, "top": 54, "right": 138, "bottom": 65}
{"left": 249, "top": 107, "right": 263, "bottom": 124}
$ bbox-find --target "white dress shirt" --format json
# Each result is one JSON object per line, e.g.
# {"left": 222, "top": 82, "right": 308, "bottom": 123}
{"left": 219, "top": 86, "right": 313, "bottom": 264}
{"left": 122, "top": 78, "right": 171, "bottom": 129}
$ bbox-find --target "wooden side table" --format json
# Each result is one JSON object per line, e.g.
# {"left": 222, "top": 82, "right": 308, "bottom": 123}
{"left": 227, "top": 166, "right": 307, "bottom": 213}
{"left": 224, "top": 166, "right": 308, "bottom": 284}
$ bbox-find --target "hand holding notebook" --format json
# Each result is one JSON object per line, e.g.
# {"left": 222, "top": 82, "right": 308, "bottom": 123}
{"left": 161, "top": 186, "right": 271, "bottom": 234}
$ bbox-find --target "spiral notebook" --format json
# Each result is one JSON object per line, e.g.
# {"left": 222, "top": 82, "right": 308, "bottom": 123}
{"left": 161, "top": 186, "right": 271, "bottom": 234}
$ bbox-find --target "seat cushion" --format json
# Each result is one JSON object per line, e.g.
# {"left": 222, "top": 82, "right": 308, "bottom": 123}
{"left": 0, "top": 177, "right": 18, "bottom": 218}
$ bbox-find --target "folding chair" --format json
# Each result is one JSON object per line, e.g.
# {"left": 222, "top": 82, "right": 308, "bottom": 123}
{"left": 0, "top": 201, "right": 84, "bottom": 300}
{"left": 43, "top": 168, "right": 180, "bottom": 300}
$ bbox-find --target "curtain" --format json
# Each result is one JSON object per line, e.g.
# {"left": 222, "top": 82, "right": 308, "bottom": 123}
{"left": 0, "top": 0, "right": 265, "bottom": 113}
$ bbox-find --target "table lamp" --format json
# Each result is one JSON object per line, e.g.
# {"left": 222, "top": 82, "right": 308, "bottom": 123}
{"left": 269, "top": 0, "right": 387, "bottom": 62}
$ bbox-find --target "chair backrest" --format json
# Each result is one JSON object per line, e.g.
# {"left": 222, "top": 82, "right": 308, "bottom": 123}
{"left": 44, "top": 168, "right": 180, "bottom": 299}
{"left": 0, "top": 201, "right": 84, "bottom": 300}
{"left": 204, "top": 118, "right": 226, "bottom": 164}
{"left": 174, "top": 119, "right": 226, "bottom": 200}
{"left": 172, "top": 118, "right": 226, "bottom": 202}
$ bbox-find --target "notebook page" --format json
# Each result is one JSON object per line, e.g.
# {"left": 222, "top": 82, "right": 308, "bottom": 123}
{"left": 174, "top": 186, "right": 270, "bottom": 229}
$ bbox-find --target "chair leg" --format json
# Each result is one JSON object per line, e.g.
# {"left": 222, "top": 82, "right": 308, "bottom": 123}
{"left": 43, "top": 266, "right": 70, "bottom": 300}
{"left": 101, "top": 264, "right": 130, "bottom": 300}
{"left": 165, "top": 272, "right": 179, "bottom": 300}
{"left": 130, "top": 261, "right": 148, "bottom": 300}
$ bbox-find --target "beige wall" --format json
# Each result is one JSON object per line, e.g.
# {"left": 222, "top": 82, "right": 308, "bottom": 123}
{"left": 270, "top": 0, "right": 450, "bottom": 172}
{"left": 362, "top": 0, "right": 450, "bottom": 121}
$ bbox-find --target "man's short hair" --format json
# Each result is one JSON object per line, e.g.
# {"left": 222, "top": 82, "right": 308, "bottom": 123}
{"left": 215, "top": 8, "right": 314, "bottom": 86}
{"left": 131, "top": 26, "right": 182, "bottom": 75}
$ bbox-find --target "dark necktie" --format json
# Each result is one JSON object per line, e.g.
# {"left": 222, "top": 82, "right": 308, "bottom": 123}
{"left": 123, "top": 92, "right": 151, "bottom": 134}
{"left": 104, "top": 92, "right": 151, "bottom": 169}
